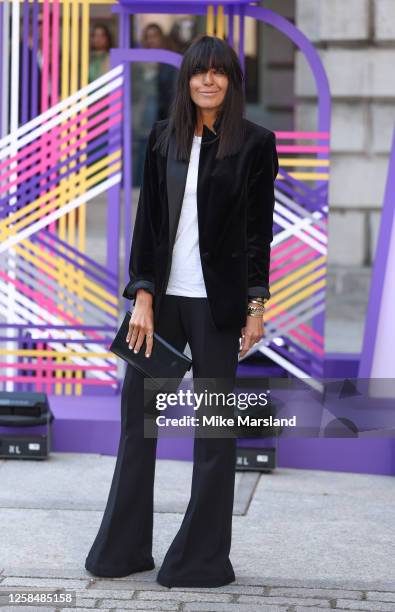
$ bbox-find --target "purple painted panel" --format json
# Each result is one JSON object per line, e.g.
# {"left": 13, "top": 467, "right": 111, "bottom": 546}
{"left": 359, "top": 128, "right": 395, "bottom": 378}
{"left": 110, "top": 48, "right": 183, "bottom": 305}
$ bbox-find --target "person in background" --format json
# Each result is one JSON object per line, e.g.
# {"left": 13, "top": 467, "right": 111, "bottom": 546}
{"left": 88, "top": 23, "right": 112, "bottom": 83}
{"left": 132, "top": 23, "right": 177, "bottom": 185}
{"left": 87, "top": 24, "right": 113, "bottom": 183}
{"left": 167, "top": 17, "right": 197, "bottom": 54}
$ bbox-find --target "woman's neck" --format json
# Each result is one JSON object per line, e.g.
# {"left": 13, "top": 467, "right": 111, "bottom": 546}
{"left": 195, "top": 109, "right": 219, "bottom": 136}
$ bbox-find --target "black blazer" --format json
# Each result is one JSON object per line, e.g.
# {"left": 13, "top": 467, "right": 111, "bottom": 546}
{"left": 123, "top": 115, "right": 279, "bottom": 331}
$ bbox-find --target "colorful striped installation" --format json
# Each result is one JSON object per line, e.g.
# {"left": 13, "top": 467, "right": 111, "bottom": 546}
{"left": 0, "top": 65, "right": 123, "bottom": 394}
{"left": 276, "top": 131, "right": 330, "bottom": 181}
{"left": 0, "top": 0, "right": 121, "bottom": 395}
{"left": 253, "top": 130, "right": 330, "bottom": 380}
{"left": 0, "top": 0, "right": 333, "bottom": 389}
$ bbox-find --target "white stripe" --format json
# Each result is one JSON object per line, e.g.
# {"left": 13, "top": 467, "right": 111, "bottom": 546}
{"left": 272, "top": 211, "right": 327, "bottom": 255}
{"left": 0, "top": 64, "right": 123, "bottom": 152}
{"left": 10, "top": 0, "right": 19, "bottom": 133}
{"left": 0, "top": 75, "right": 123, "bottom": 161}
{"left": 258, "top": 346, "right": 323, "bottom": 392}
{"left": 0, "top": 286, "right": 118, "bottom": 383}
{"left": 274, "top": 189, "right": 327, "bottom": 245}
{"left": 0, "top": 173, "right": 121, "bottom": 253}
{"left": 5, "top": 0, "right": 20, "bottom": 389}
{"left": 275, "top": 185, "right": 327, "bottom": 230}
{"left": 1, "top": 0, "right": 10, "bottom": 138}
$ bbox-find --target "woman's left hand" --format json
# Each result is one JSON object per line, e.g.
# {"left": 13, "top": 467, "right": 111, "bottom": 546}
{"left": 239, "top": 316, "right": 265, "bottom": 359}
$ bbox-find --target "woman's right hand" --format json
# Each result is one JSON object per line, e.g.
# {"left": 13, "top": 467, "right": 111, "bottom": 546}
{"left": 126, "top": 289, "right": 154, "bottom": 358}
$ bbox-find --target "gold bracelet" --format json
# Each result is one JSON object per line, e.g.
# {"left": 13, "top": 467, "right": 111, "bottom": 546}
{"left": 247, "top": 304, "right": 265, "bottom": 317}
{"left": 248, "top": 300, "right": 266, "bottom": 308}
{"left": 248, "top": 311, "right": 264, "bottom": 318}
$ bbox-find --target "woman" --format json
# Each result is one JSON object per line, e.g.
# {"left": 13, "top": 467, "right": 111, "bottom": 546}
{"left": 88, "top": 24, "right": 112, "bottom": 82}
{"left": 85, "top": 35, "right": 278, "bottom": 588}
{"left": 87, "top": 24, "right": 113, "bottom": 183}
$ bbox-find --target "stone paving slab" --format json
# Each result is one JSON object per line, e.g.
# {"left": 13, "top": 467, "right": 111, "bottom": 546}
{"left": 0, "top": 456, "right": 258, "bottom": 516}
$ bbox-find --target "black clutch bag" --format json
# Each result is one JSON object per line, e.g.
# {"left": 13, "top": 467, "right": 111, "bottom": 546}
{"left": 109, "top": 310, "right": 193, "bottom": 386}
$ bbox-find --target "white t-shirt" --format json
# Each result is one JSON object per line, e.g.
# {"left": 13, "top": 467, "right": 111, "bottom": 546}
{"left": 165, "top": 135, "right": 208, "bottom": 297}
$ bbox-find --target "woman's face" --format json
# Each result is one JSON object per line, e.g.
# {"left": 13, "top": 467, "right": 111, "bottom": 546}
{"left": 189, "top": 67, "right": 229, "bottom": 115}
{"left": 144, "top": 27, "right": 163, "bottom": 49}
{"left": 92, "top": 27, "right": 109, "bottom": 52}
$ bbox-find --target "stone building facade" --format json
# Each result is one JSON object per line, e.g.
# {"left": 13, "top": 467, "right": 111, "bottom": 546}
{"left": 295, "top": 0, "right": 395, "bottom": 267}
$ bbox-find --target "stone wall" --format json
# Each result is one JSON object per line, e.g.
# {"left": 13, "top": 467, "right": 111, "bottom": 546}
{"left": 295, "top": 0, "right": 395, "bottom": 266}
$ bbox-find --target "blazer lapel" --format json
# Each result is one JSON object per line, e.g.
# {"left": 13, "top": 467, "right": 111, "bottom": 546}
{"left": 165, "top": 124, "right": 219, "bottom": 249}
{"left": 166, "top": 130, "right": 189, "bottom": 254}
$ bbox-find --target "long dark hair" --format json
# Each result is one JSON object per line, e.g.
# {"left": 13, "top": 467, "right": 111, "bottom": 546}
{"left": 154, "top": 35, "right": 246, "bottom": 161}
{"left": 92, "top": 23, "right": 113, "bottom": 51}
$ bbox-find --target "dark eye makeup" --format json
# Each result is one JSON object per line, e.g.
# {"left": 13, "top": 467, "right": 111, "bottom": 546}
{"left": 191, "top": 66, "right": 227, "bottom": 75}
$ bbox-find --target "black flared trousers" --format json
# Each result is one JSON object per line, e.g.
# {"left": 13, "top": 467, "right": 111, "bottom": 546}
{"left": 85, "top": 294, "right": 241, "bottom": 587}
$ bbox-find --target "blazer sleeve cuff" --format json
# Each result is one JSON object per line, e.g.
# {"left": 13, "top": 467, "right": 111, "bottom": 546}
{"left": 248, "top": 285, "right": 271, "bottom": 300}
{"left": 122, "top": 280, "right": 155, "bottom": 300}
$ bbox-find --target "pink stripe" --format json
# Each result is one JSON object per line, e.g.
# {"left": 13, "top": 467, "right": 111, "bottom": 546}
{"left": 35, "top": 340, "right": 42, "bottom": 392}
{"left": 271, "top": 241, "right": 308, "bottom": 268}
{"left": 289, "top": 328, "right": 324, "bottom": 354}
{"left": 269, "top": 305, "right": 325, "bottom": 344}
{"left": 269, "top": 282, "right": 326, "bottom": 350}
{"left": 39, "top": 1, "right": 51, "bottom": 379}
{"left": 0, "top": 89, "right": 122, "bottom": 174}
{"left": 0, "top": 376, "right": 117, "bottom": 385}
{"left": 272, "top": 236, "right": 300, "bottom": 257}
{"left": 41, "top": 0, "right": 50, "bottom": 113}
{"left": 270, "top": 250, "right": 316, "bottom": 282}
{"left": 276, "top": 145, "right": 330, "bottom": 154}
{"left": 48, "top": 1, "right": 60, "bottom": 256}
{"left": 0, "top": 362, "right": 116, "bottom": 371}
{"left": 275, "top": 131, "right": 330, "bottom": 140}
{"left": 0, "top": 269, "right": 106, "bottom": 343}
{"left": 1, "top": 110, "right": 122, "bottom": 195}
{"left": 0, "top": 91, "right": 122, "bottom": 187}
{"left": 298, "top": 321, "right": 324, "bottom": 343}
{"left": 51, "top": 0, "right": 59, "bottom": 106}
{"left": 269, "top": 311, "right": 324, "bottom": 355}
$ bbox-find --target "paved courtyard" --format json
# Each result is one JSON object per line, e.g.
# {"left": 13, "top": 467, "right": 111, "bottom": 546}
{"left": 0, "top": 453, "right": 394, "bottom": 611}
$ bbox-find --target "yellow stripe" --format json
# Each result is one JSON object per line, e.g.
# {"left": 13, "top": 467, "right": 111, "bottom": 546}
{"left": 277, "top": 172, "right": 329, "bottom": 181}
{"left": 265, "top": 278, "right": 327, "bottom": 321}
{"left": 0, "top": 148, "right": 121, "bottom": 228}
{"left": 59, "top": 0, "right": 70, "bottom": 394}
{"left": 270, "top": 270, "right": 326, "bottom": 314}
{"left": 206, "top": 5, "right": 214, "bottom": 35}
{"left": 271, "top": 255, "right": 327, "bottom": 294}
{"left": 217, "top": 5, "right": 224, "bottom": 38}
{"left": 0, "top": 152, "right": 121, "bottom": 233}
{"left": 12, "top": 240, "right": 119, "bottom": 314}
{"left": 75, "top": 0, "right": 90, "bottom": 395}
{"left": 14, "top": 217, "right": 119, "bottom": 304}
{"left": 272, "top": 266, "right": 326, "bottom": 303}
{"left": 279, "top": 158, "right": 330, "bottom": 167}
{"left": 67, "top": 0, "right": 80, "bottom": 399}
{"left": 1, "top": 165, "right": 120, "bottom": 314}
